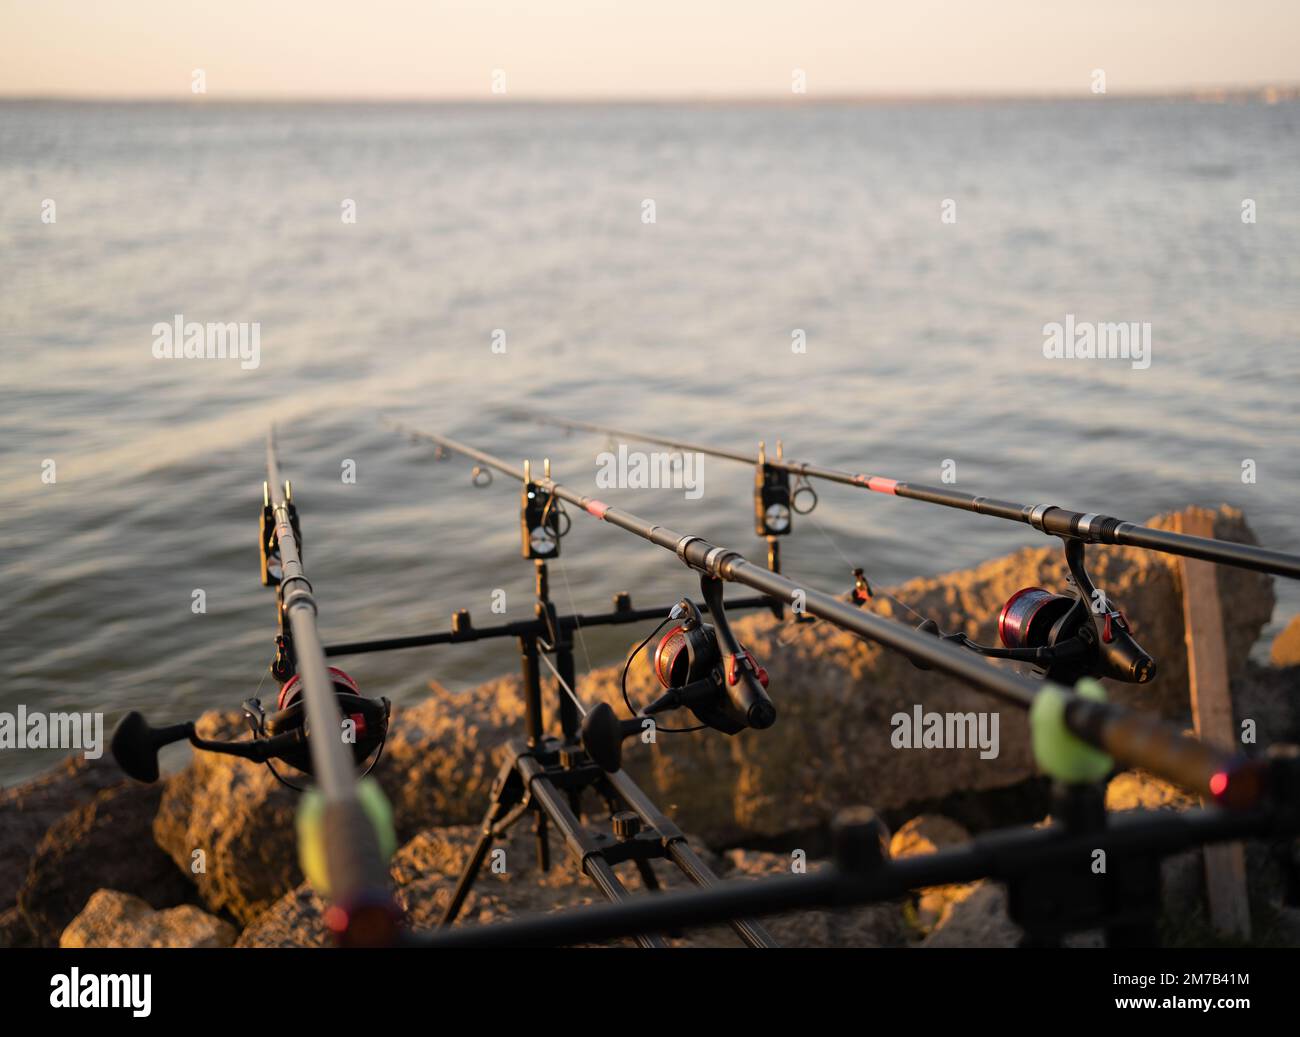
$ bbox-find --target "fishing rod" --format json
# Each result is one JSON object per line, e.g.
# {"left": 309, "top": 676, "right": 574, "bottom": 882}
{"left": 110, "top": 430, "right": 399, "bottom": 946}
{"left": 514, "top": 410, "right": 1300, "bottom": 581}
{"left": 392, "top": 424, "right": 1270, "bottom": 812}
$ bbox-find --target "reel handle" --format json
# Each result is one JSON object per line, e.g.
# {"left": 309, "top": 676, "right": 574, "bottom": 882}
{"left": 110, "top": 712, "right": 195, "bottom": 784}
{"left": 112, "top": 709, "right": 315, "bottom": 783}
{"left": 581, "top": 702, "right": 646, "bottom": 772}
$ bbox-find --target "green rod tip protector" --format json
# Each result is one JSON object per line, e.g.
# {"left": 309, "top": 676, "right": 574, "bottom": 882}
{"left": 1030, "top": 680, "right": 1112, "bottom": 783}
{"left": 296, "top": 789, "right": 329, "bottom": 894}
{"left": 296, "top": 778, "right": 398, "bottom": 896}
{"left": 357, "top": 776, "right": 399, "bottom": 860}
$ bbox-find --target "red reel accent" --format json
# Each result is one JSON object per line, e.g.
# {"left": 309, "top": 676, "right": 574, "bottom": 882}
{"left": 998, "top": 587, "right": 1056, "bottom": 650}
{"left": 652, "top": 626, "right": 689, "bottom": 689}
{"left": 727, "top": 651, "right": 769, "bottom": 688}
{"left": 277, "top": 666, "right": 361, "bottom": 710}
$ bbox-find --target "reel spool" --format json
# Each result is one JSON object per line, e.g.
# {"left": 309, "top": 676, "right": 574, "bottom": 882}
{"left": 649, "top": 600, "right": 769, "bottom": 709}
{"left": 653, "top": 619, "right": 720, "bottom": 690}
{"left": 997, "top": 587, "right": 1075, "bottom": 652}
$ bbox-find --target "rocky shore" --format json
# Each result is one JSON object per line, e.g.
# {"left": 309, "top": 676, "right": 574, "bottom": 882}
{"left": 4, "top": 505, "right": 1298, "bottom": 948}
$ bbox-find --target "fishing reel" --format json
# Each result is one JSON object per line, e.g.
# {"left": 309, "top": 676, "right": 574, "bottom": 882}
{"left": 911, "top": 538, "right": 1155, "bottom": 685}
{"left": 582, "top": 575, "right": 775, "bottom": 772}
{"left": 110, "top": 665, "right": 391, "bottom": 790}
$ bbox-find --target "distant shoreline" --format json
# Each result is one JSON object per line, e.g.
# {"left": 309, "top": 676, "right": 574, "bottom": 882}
{"left": 2, "top": 85, "right": 1298, "bottom": 107}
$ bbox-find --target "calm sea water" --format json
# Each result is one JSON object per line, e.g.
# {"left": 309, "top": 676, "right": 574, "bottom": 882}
{"left": 2, "top": 100, "right": 1298, "bottom": 785}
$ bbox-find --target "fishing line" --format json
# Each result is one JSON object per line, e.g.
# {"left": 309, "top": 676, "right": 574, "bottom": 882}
{"left": 554, "top": 552, "right": 596, "bottom": 676}
{"left": 799, "top": 505, "right": 929, "bottom": 625}
{"left": 535, "top": 649, "right": 589, "bottom": 719}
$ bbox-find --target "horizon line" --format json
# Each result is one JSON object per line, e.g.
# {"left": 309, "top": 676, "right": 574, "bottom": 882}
{"left": 3, "top": 83, "right": 1299, "bottom": 106}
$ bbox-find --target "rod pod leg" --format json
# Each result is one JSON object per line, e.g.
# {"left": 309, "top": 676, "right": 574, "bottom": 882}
{"left": 440, "top": 757, "right": 528, "bottom": 927}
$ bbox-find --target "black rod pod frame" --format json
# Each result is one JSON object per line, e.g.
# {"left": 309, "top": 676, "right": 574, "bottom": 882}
{"left": 408, "top": 766, "right": 1300, "bottom": 949}
{"left": 911, "top": 536, "right": 1156, "bottom": 686}
{"left": 389, "top": 440, "right": 779, "bottom": 947}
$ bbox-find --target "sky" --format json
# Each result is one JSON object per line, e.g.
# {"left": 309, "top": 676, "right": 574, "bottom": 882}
{"left": 1, "top": 0, "right": 1298, "bottom": 100}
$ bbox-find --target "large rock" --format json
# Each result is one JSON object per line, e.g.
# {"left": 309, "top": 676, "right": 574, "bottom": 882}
{"left": 1271, "top": 615, "right": 1300, "bottom": 668}
{"left": 61, "top": 890, "right": 236, "bottom": 948}
{"left": 18, "top": 781, "right": 193, "bottom": 946}
{"left": 884, "top": 813, "right": 1031, "bottom": 947}
{"left": 0, "top": 907, "right": 34, "bottom": 948}
{"left": 889, "top": 815, "right": 973, "bottom": 932}
{"left": 1104, "top": 770, "right": 1198, "bottom": 813}
{"left": 920, "top": 882, "right": 1022, "bottom": 948}
{"left": 153, "top": 711, "right": 300, "bottom": 925}
{"left": 0, "top": 755, "right": 124, "bottom": 920}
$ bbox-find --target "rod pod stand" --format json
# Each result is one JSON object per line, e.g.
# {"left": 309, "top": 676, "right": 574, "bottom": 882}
{"left": 433, "top": 456, "right": 778, "bottom": 947}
